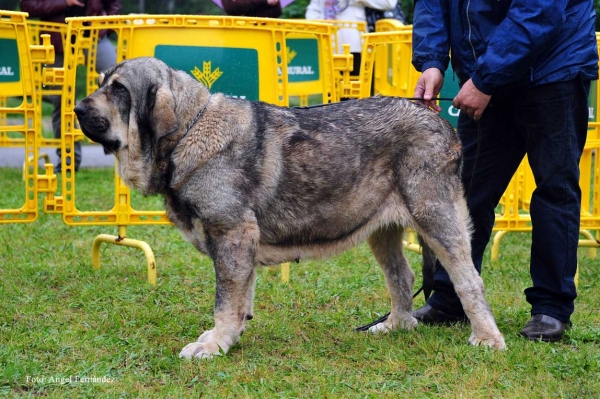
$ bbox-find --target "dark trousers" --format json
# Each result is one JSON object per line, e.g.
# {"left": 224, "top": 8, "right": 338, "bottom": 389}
{"left": 46, "top": 52, "right": 82, "bottom": 170}
{"left": 427, "top": 78, "right": 589, "bottom": 323}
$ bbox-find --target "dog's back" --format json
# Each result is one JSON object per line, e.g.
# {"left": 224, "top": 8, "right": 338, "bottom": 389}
{"left": 239, "top": 97, "right": 462, "bottom": 257}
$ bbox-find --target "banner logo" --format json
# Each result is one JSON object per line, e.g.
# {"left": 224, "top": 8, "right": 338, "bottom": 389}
{"left": 191, "top": 61, "right": 223, "bottom": 89}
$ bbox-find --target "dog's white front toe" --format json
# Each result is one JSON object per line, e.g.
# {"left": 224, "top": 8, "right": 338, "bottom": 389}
{"left": 179, "top": 342, "right": 221, "bottom": 359}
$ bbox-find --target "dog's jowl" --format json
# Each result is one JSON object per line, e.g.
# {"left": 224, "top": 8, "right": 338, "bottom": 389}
{"left": 75, "top": 57, "right": 506, "bottom": 358}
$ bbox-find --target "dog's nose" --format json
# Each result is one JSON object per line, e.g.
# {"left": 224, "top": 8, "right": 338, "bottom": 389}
{"left": 74, "top": 103, "right": 87, "bottom": 118}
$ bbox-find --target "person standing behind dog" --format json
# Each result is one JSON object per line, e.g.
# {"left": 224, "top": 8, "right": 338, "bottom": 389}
{"left": 221, "top": 0, "right": 282, "bottom": 18}
{"left": 411, "top": 0, "right": 598, "bottom": 342}
{"left": 305, "top": 0, "right": 396, "bottom": 76}
{"left": 20, "top": 0, "right": 121, "bottom": 172}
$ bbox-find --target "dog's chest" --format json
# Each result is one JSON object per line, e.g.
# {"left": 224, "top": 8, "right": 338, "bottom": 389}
{"left": 164, "top": 194, "right": 210, "bottom": 255}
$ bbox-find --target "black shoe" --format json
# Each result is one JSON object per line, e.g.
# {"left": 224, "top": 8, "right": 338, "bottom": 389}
{"left": 413, "top": 304, "right": 468, "bottom": 325}
{"left": 519, "top": 314, "right": 569, "bottom": 342}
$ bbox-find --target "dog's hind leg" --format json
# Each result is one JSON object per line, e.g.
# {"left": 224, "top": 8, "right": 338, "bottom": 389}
{"left": 366, "top": 225, "right": 418, "bottom": 333}
{"left": 179, "top": 221, "right": 259, "bottom": 359}
{"left": 412, "top": 197, "right": 506, "bottom": 350}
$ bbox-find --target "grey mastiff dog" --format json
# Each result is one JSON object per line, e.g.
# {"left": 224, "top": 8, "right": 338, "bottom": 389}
{"left": 75, "top": 57, "right": 506, "bottom": 358}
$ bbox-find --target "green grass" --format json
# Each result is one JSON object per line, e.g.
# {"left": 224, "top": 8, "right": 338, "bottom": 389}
{"left": 0, "top": 167, "right": 599, "bottom": 398}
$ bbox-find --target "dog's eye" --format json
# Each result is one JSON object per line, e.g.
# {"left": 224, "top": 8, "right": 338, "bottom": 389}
{"left": 111, "top": 81, "right": 127, "bottom": 93}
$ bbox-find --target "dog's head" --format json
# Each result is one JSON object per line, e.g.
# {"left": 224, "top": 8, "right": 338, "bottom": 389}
{"left": 74, "top": 57, "right": 180, "bottom": 157}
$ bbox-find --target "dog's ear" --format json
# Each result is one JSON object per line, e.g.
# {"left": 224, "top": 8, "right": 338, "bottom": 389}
{"left": 150, "top": 85, "right": 180, "bottom": 141}
{"left": 98, "top": 72, "right": 106, "bottom": 86}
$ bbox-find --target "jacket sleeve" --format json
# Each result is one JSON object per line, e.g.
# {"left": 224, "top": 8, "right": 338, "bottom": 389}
{"left": 472, "top": 0, "right": 570, "bottom": 94}
{"left": 411, "top": 0, "right": 450, "bottom": 74}
{"left": 20, "top": 0, "right": 68, "bottom": 18}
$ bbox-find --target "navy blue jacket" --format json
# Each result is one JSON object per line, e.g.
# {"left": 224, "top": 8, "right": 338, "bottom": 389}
{"left": 412, "top": 0, "right": 599, "bottom": 95}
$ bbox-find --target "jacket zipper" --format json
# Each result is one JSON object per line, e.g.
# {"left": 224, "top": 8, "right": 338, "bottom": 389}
{"left": 466, "top": 0, "right": 477, "bottom": 61}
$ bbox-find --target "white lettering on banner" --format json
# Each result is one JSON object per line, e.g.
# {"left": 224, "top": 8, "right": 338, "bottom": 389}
{"left": 589, "top": 106, "right": 595, "bottom": 120}
{"left": 287, "top": 66, "right": 315, "bottom": 76}
{"left": 0, "top": 66, "right": 15, "bottom": 76}
{"left": 448, "top": 105, "right": 460, "bottom": 117}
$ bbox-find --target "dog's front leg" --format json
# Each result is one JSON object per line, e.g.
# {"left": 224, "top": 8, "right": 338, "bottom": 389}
{"left": 179, "top": 221, "right": 259, "bottom": 359}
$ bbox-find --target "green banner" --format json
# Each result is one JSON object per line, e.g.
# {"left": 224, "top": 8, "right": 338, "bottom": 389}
{"left": 286, "top": 38, "right": 320, "bottom": 83}
{"left": 0, "top": 38, "right": 20, "bottom": 83}
{"left": 154, "top": 45, "right": 259, "bottom": 101}
{"left": 439, "top": 64, "right": 460, "bottom": 128}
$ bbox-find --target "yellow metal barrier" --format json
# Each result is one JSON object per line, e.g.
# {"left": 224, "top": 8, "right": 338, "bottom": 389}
{"left": 0, "top": 11, "right": 56, "bottom": 224}
{"left": 28, "top": 20, "right": 71, "bottom": 149}
{"left": 338, "top": 30, "right": 414, "bottom": 99}
{"left": 46, "top": 15, "right": 344, "bottom": 283}
{"left": 371, "top": 20, "right": 420, "bottom": 98}
{"left": 0, "top": 20, "right": 66, "bottom": 149}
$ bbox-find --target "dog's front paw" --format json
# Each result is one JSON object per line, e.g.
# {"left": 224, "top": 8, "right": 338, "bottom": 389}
{"left": 179, "top": 341, "right": 222, "bottom": 359}
{"left": 179, "top": 328, "right": 238, "bottom": 359}
{"left": 468, "top": 332, "right": 507, "bottom": 350}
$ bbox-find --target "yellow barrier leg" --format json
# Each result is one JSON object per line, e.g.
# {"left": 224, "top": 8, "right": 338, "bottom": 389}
{"left": 23, "top": 153, "right": 51, "bottom": 180}
{"left": 402, "top": 229, "right": 423, "bottom": 254}
{"left": 280, "top": 262, "right": 290, "bottom": 283}
{"left": 91, "top": 226, "right": 157, "bottom": 285}
{"left": 491, "top": 230, "right": 508, "bottom": 261}
{"left": 579, "top": 230, "right": 599, "bottom": 258}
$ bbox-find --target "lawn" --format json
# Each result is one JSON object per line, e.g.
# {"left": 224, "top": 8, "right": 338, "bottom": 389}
{"left": 0, "top": 167, "right": 599, "bottom": 398}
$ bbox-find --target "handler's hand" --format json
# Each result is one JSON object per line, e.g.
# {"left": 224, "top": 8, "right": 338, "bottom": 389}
{"left": 413, "top": 68, "right": 444, "bottom": 112}
{"left": 267, "top": 0, "right": 280, "bottom": 4}
{"left": 453, "top": 79, "right": 491, "bottom": 121}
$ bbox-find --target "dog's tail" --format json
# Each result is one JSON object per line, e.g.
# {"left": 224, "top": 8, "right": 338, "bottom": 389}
{"left": 418, "top": 235, "right": 438, "bottom": 300}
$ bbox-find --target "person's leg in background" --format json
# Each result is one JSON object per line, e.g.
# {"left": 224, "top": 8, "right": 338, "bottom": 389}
{"left": 70, "top": 35, "right": 116, "bottom": 167}
{"left": 48, "top": 51, "right": 81, "bottom": 172}
{"left": 95, "top": 35, "right": 117, "bottom": 73}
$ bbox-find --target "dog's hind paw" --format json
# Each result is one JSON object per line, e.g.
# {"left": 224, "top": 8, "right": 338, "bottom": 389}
{"left": 468, "top": 333, "right": 507, "bottom": 350}
{"left": 368, "top": 322, "right": 392, "bottom": 334}
{"left": 367, "top": 314, "right": 418, "bottom": 334}
{"left": 179, "top": 342, "right": 222, "bottom": 359}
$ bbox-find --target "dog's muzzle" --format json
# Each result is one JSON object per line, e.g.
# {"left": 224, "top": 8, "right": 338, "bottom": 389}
{"left": 74, "top": 102, "right": 120, "bottom": 154}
